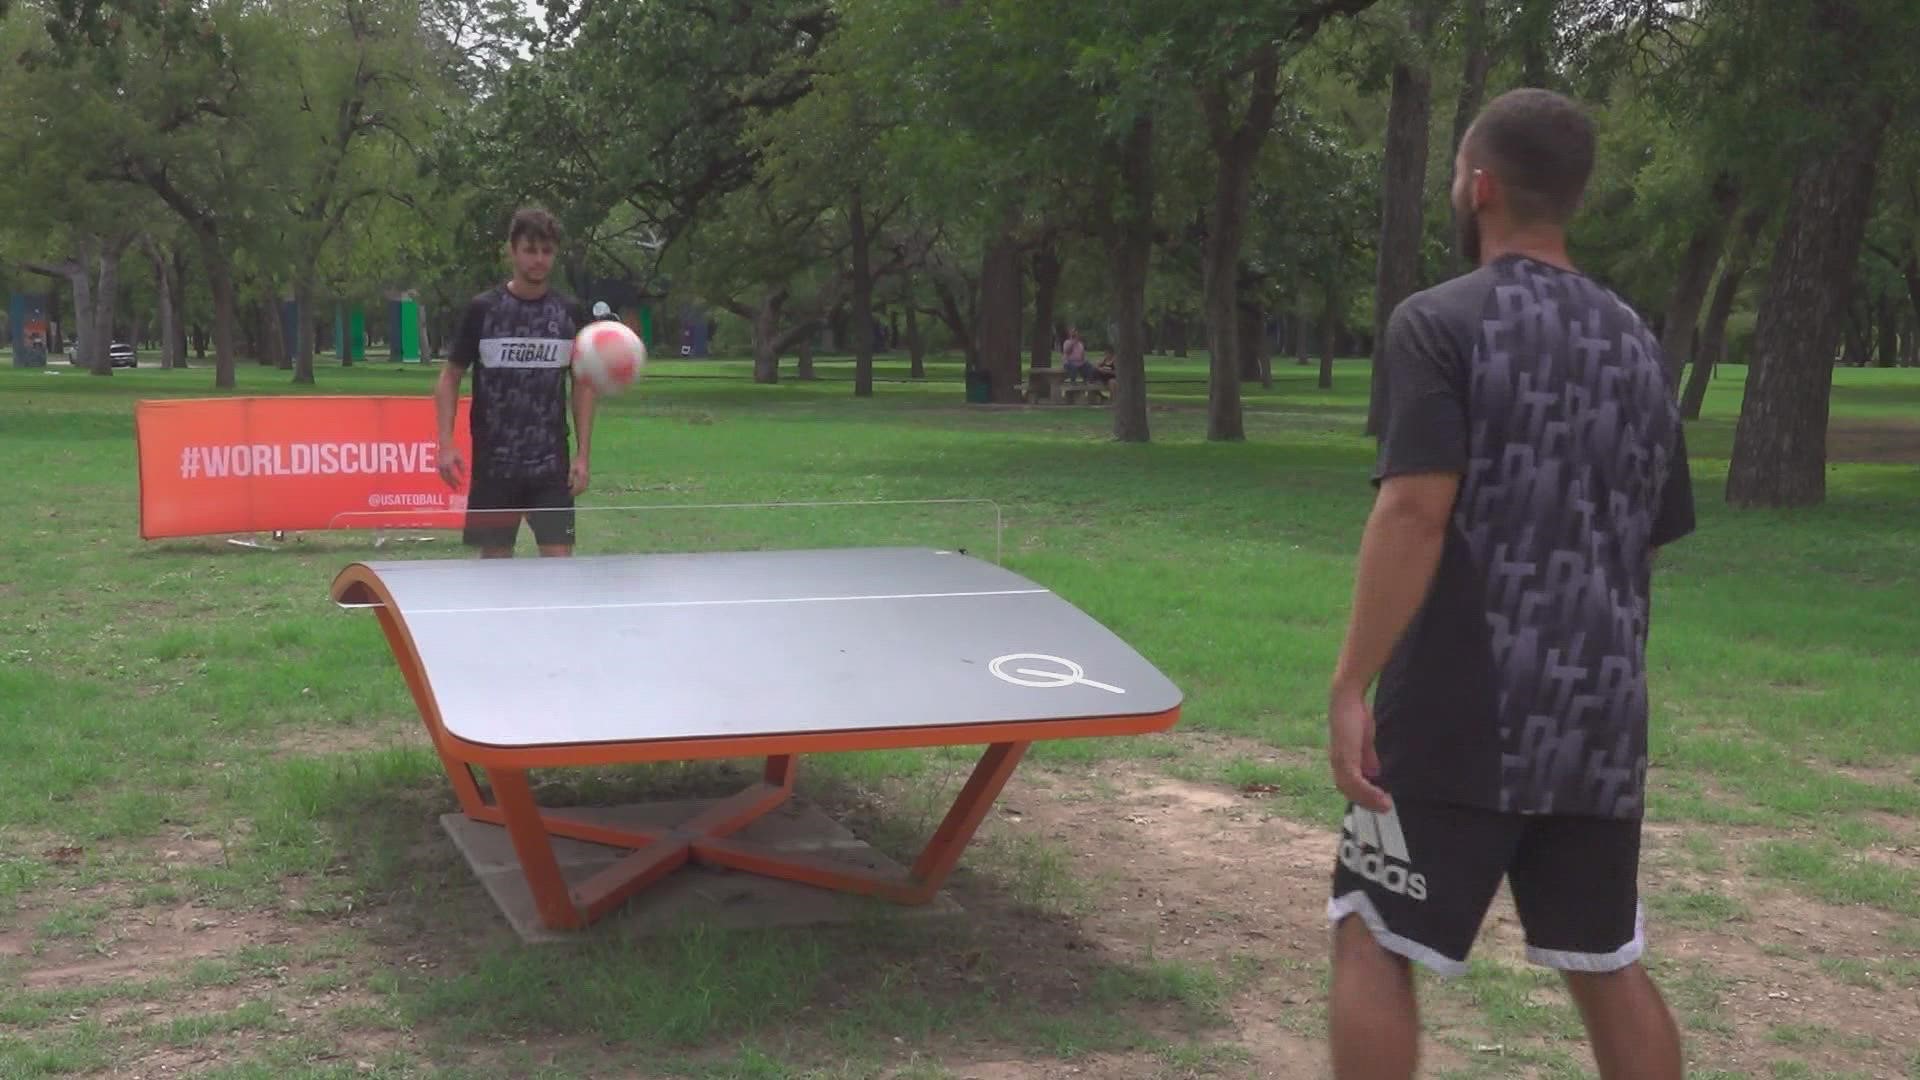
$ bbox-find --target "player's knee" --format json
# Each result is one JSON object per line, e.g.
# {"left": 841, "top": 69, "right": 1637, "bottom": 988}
{"left": 1332, "top": 913, "right": 1405, "bottom": 969}
{"left": 1559, "top": 960, "right": 1652, "bottom": 1002}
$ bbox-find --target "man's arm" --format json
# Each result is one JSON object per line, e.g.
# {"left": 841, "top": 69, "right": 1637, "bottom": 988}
{"left": 437, "top": 300, "right": 481, "bottom": 488}
{"left": 434, "top": 363, "right": 467, "bottom": 488}
{"left": 1331, "top": 474, "right": 1459, "bottom": 696}
{"left": 1327, "top": 298, "right": 1468, "bottom": 811}
{"left": 568, "top": 375, "right": 597, "bottom": 496}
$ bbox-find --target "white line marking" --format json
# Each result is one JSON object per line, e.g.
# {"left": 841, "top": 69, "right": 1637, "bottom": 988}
{"left": 990, "top": 653, "right": 1128, "bottom": 695}
{"left": 404, "top": 588, "right": 1051, "bottom": 615}
{"left": 1014, "top": 668, "right": 1127, "bottom": 695}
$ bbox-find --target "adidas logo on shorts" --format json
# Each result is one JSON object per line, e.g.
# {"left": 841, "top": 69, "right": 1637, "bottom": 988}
{"left": 1339, "top": 806, "right": 1429, "bottom": 901}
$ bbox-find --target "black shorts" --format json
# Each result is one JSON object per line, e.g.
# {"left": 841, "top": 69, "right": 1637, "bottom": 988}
{"left": 463, "top": 471, "right": 575, "bottom": 549}
{"left": 1327, "top": 798, "right": 1643, "bottom": 977}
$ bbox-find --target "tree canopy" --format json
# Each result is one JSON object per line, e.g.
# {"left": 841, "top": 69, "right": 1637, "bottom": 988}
{"left": 3, "top": 0, "right": 1917, "bottom": 503}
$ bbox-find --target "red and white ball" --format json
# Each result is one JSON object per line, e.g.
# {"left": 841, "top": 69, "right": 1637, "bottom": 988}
{"left": 571, "top": 319, "right": 646, "bottom": 394}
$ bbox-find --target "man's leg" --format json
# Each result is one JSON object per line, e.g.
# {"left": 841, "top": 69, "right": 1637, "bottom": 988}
{"left": 463, "top": 471, "right": 521, "bottom": 558}
{"left": 1509, "top": 816, "right": 1682, "bottom": 1080}
{"left": 1326, "top": 800, "right": 1517, "bottom": 1080}
{"left": 1562, "top": 963, "right": 1684, "bottom": 1080}
{"left": 1330, "top": 914, "right": 1419, "bottom": 1079}
{"left": 526, "top": 476, "right": 577, "bottom": 559}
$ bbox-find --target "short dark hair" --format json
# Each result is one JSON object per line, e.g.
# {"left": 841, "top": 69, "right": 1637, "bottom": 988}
{"left": 1462, "top": 89, "right": 1596, "bottom": 224}
{"left": 507, "top": 206, "right": 561, "bottom": 249}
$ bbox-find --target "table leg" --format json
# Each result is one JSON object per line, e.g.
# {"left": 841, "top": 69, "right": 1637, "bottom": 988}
{"left": 376, "top": 608, "right": 488, "bottom": 816}
{"left": 486, "top": 767, "right": 583, "bottom": 930}
{"left": 471, "top": 745, "right": 1025, "bottom": 929}
{"left": 696, "top": 741, "right": 1030, "bottom": 905}
{"left": 907, "top": 741, "right": 1028, "bottom": 898}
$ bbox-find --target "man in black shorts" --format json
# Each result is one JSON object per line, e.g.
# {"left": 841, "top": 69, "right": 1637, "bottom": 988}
{"left": 1323, "top": 89, "right": 1696, "bottom": 1079}
{"left": 435, "top": 207, "right": 597, "bottom": 557}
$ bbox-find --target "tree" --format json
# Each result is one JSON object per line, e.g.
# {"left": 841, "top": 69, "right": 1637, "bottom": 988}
{"left": 269, "top": 0, "right": 438, "bottom": 384}
{"left": 1680, "top": 202, "right": 1771, "bottom": 418}
{"left": 1724, "top": 0, "right": 1916, "bottom": 507}
{"left": 1364, "top": 0, "right": 1439, "bottom": 437}
{"left": 1186, "top": 0, "right": 1380, "bottom": 441}
{"left": 0, "top": 12, "right": 153, "bottom": 374}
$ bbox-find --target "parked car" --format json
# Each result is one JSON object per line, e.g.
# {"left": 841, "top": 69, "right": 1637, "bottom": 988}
{"left": 67, "top": 341, "right": 138, "bottom": 368}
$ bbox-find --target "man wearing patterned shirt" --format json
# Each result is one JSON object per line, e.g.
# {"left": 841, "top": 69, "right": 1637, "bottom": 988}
{"left": 435, "top": 207, "right": 597, "bottom": 557}
{"left": 1323, "top": 89, "right": 1696, "bottom": 1079}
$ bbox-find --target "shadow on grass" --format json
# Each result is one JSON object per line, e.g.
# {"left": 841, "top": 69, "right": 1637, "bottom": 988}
{"left": 221, "top": 748, "right": 1234, "bottom": 1069}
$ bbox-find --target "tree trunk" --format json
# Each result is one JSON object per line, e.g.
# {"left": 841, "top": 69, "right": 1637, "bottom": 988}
{"left": 240, "top": 293, "right": 264, "bottom": 364}
{"left": 261, "top": 296, "right": 290, "bottom": 370}
{"left": 1876, "top": 291, "right": 1898, "bottom": 368}
{"left": 849, "top": 186, "right": 876, "bottom": 397}
{"left": 1237, "top": 298, "right": 1269, "bottom": 388}
{"left": 975, "top": 213, "right": 1025, "bottom": 404}
{"left": 1451, "top": 0, "right": 1491, "bottom": 154}
{"left": 1682, "top": 207, "right": 1767, "bottom": 418}
{"left": 828, "top": 305, "right": 848, "bottom": 354}
{"left": 1661, "top": 174, "right": 1742, "bottom": 390}
{"left": 1029, "top": 244, "right": 1061, "bottom": 373}
{"left": 197, "top": 229, "right": 239, "bottom": 389}
{"left": 148, "top": 239, "right": 181, "bottom": 370}
{"left": 1199, "top": 46, "right": 1282, "bottom": 442}
{"left": 169, "top": 245, "right": 189, "bottom": 367}
{"left": 749, "top": 294, "right": 784, "bottom": 384}
{"left": 89, "top": 238, "right": 127, "bottom": 377}
{"left": 293, "top": 278, "right": 318, "bottom": 385}
{"left": 1842, "top": 303, "right": 1870, "bottom": 367}
{"left": 1105, "top": 115, "right": 1156, "bottom": 442}
{"left": 1726, "top": 98, "right": 1889, "bottom": 507}
{"left": 929, "top": 265, "right": 979, "bottom": 370}
{"left": 60, "top": 239, "right": 98, "bottom": 368}
{"left": 1519, "top": 0, "right": 1554, "bottom": 87}
{"left": 1319, "top": 278, "right": 1339, "bottom": 390}
{"left": 796, "top": 336, "right": 815, "bottom": 380}
{"left": 1366, "top": 3, "right": 1437, "bottom": 436}
{"left": 1169, "top": 314, "right": 1188, "bottom": 357}
{"left": 905, "top": 302, "right": 926, "bottom": 378}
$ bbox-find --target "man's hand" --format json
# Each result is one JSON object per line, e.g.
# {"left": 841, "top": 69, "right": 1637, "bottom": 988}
{"left": 437, "top": 445, "right": 468, "bottom": 489}
{"left": 1328, "top": 683, "right": 1392, "bottom": 812}
{"left": 568, "top": 455, "right": 590, "bottom": 497}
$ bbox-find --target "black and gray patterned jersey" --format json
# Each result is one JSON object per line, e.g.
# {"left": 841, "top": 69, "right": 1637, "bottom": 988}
{"left": 1369, "top": 253, "right": 1696, "bottom": 820}
{"left": 448, "top": 284, "right": 588, "bottom": 480}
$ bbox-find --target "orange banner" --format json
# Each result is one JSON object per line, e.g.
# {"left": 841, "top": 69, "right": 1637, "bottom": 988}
{"left": 135, "top": 396, "right": 473, "bottom": 539}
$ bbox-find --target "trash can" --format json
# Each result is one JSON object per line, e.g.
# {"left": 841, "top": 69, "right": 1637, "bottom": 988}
{"left": 965, "top": 366, "right": 992, "bottom": 404}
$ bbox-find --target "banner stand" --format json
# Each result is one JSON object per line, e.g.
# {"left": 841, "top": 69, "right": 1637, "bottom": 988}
{"left": 136, "top": 396, "right": 474, "bottom": 541}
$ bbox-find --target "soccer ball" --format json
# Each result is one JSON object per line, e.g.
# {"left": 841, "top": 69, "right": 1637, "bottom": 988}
{"left": 571, "top": 319, "right": 646, "bottom": 394}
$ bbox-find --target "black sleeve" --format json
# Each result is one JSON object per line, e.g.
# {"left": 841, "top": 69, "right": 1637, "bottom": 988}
{"left": 1650, "top": 424, "right": 1697, "bottom": 548}
{"left": 1371, "top": 299, "right": 1469, "bottom": 486}
{"left": 448, "top": 298, "right": 485, "bottom": 370}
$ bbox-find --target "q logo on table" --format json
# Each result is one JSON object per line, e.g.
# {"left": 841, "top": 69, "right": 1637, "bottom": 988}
{"left": 988, "top": 653, "right": 1127, "bottom": 695}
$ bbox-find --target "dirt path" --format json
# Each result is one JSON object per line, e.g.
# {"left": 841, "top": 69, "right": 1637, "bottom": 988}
{"left": 931, "top": 758, "right": 1920, "bottom": 1079}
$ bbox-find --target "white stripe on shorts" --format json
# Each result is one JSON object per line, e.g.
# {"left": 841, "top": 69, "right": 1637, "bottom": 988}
{"left": 1525, "top": 901, "right": 1646, "bottom": 973}
{"left": 1327, "top": 891, "right": 1469, "bottom": 978}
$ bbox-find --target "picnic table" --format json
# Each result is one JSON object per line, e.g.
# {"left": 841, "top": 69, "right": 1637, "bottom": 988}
{"left": 1027, "top": 367, "right": 1110, "bottom": 405}
{"left": 332, "top": 547, "right": 1182, "bottom": 931}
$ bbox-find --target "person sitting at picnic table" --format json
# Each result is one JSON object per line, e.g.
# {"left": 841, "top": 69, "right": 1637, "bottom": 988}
{"left": 1061, "top": 328, "right": 1092, "bottom": 382}
{"left": 1092, "top": 348, "right": 1116, "bottom": 384}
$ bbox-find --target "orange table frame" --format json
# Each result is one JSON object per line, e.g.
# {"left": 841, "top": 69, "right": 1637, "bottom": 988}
{"left": 335, "top": 569, "right": 1181, "bottom": 931}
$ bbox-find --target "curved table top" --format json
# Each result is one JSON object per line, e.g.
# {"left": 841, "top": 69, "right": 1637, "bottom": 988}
{"left": 333, "top": 547, "right": 1182, "bottom": 749}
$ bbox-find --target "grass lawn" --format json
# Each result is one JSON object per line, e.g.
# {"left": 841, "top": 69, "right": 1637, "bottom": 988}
{"left": 1, "top": 351, "right": 1916, "bottom": 1078}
